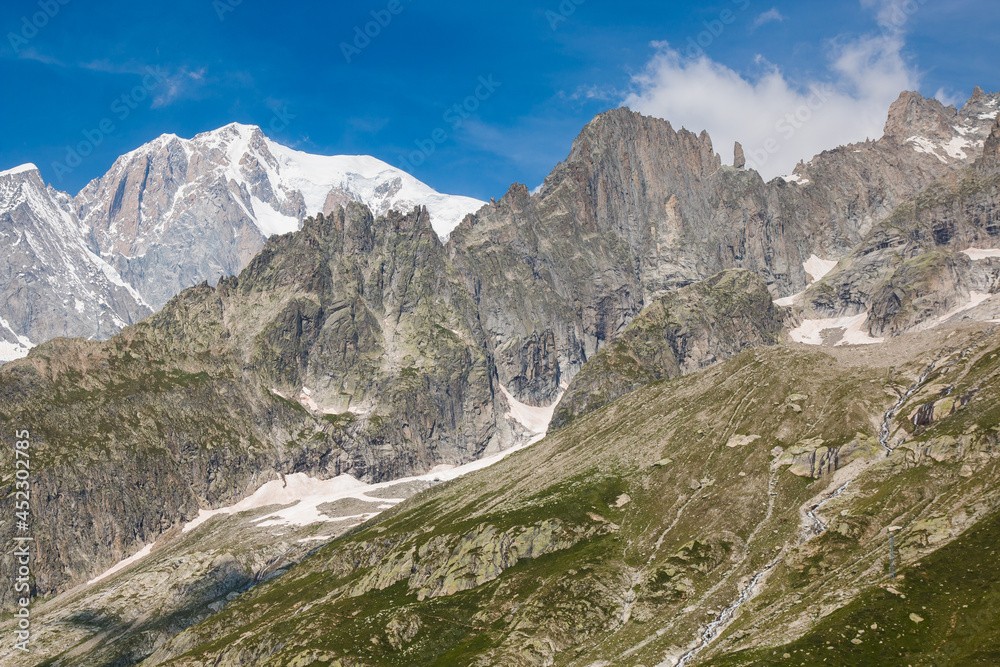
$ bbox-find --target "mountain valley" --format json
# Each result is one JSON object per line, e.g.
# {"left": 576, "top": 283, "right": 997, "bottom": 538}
{"left": 3, "top": 87, "right": 1000, "bottom": 666}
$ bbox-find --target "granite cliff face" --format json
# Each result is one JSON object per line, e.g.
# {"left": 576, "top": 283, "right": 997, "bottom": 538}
{"left": 770, "top": 88, "right": 1000, "bottom": 264}
{"left": 551, "top": 269, "right": 784, "bottom": 429}
{"left": 789, "top": 115, "right": 1000, "bottom": 342}
{"left": 447, "top": 90, "right": 1000, "bottom": 407}
{"left": 0, "top": 165, "right": 150, "bottom": 359}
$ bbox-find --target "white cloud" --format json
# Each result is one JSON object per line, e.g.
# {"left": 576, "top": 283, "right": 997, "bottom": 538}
{"left": 752, "top": 8, "right": 786, "bottom": 30}
{"left": 152, "top": 67, "right": 208, "bottom": 108}
{"left": 10, "top": 52, "right": 207, "bottom": 109}
{"left": 863, "top": 0, "right": 926, "bottom": 33}
{"left": 621, "top": 2, "right": 920, "bottom": 180}
{"left": 15, "top": 48, "right": 64, "bottom": 67}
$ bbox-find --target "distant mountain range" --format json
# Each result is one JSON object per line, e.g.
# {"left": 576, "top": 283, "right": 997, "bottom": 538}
{"left": 0, "top": 125, "right": 484, "bottom": 360}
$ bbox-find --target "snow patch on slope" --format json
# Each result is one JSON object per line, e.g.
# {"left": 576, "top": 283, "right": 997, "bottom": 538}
{"left": 88, "top": 389, "right": 565, "bottom": 583}
{"left": 942, "top": 136, "right": 972, "bottom": 160}
{"left": 962, "top": 248, "right": 1000, "bottom": 261}
{"left": 774, "top": 294, "right": 800, "bottom": 307}
{"left": 498, "top": 383, "right": 559, "bottom": 437}
{"left": 906, "top": 136, "right": 948, "bottom": 163}
{"left": 789, "top": 313, "right": 884, "bottom": 346}
{"left": 0, "top": 317, "right": 35, "bottom": 363}
{"left": 180, "top": 385, "right": 565, "bottom": 536}
{"left": 906, "top": 133, "right": 976, "bottom": 163}
{"left": 87, "top": 543, "right": 154, "bottom": 585}
{"left": 917, "top": 292, "right": 993, "bottom": 330}
{"left": 803, "top": 255, "right": 838, "bottom": 283}
{"left": 182, "top": 473, "right": 376, "bottom": 533}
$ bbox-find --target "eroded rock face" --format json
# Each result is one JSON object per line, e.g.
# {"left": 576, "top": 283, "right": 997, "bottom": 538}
{"left": 75, "top": 131, "right": 272, "bottom": 311}
{"left": 795, "top": 115, "right": 1000, "bottom": 337}
{"left": 778, "top": 435, "right": 882, "bottom": 478}
{"left": 551, "top": 270, "right": 784, "bottom": 429}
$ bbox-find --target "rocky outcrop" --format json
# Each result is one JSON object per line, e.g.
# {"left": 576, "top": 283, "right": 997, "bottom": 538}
{"left": 981, "top": 110, "right": 1000, "bottom": 167}
{"left": 794, "top": 115, "right": 1000, "bottom": 338}
{"left": 777, "top": 435, "right": 882, "bottom": 478}
{"left": 344, "top": 519, "right": 599, "bottom": 602}
{"left": 551, "top": 270, "right": 783, "bottom": 428}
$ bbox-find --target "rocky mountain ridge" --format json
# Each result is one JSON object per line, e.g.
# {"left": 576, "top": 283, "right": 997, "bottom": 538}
{"left": 1, "top": 89, "right": 996, "bottom": 369}
{"left": 786, "top": 114, "right": 1000, "bottom": 344}
{"left": 445, "top": 89, "right": 1000, "bottom": 406}
{"left": 550, "top": 269, "right": 784, "bottom": 429}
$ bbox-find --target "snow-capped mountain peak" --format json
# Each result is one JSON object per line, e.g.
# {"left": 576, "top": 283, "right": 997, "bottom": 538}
{"left": 0, "top": 162, "right": 150, "bottom": 361}
{"left": 72, "top": 123, "right": 486, "bottom": 309}
{"left": 0, "top": 163, "right": 41, "bottom": 178}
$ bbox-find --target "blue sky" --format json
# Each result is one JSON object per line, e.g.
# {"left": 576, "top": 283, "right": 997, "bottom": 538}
{"left": 0, "top": 0, "right": 997, "bottom": 199}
